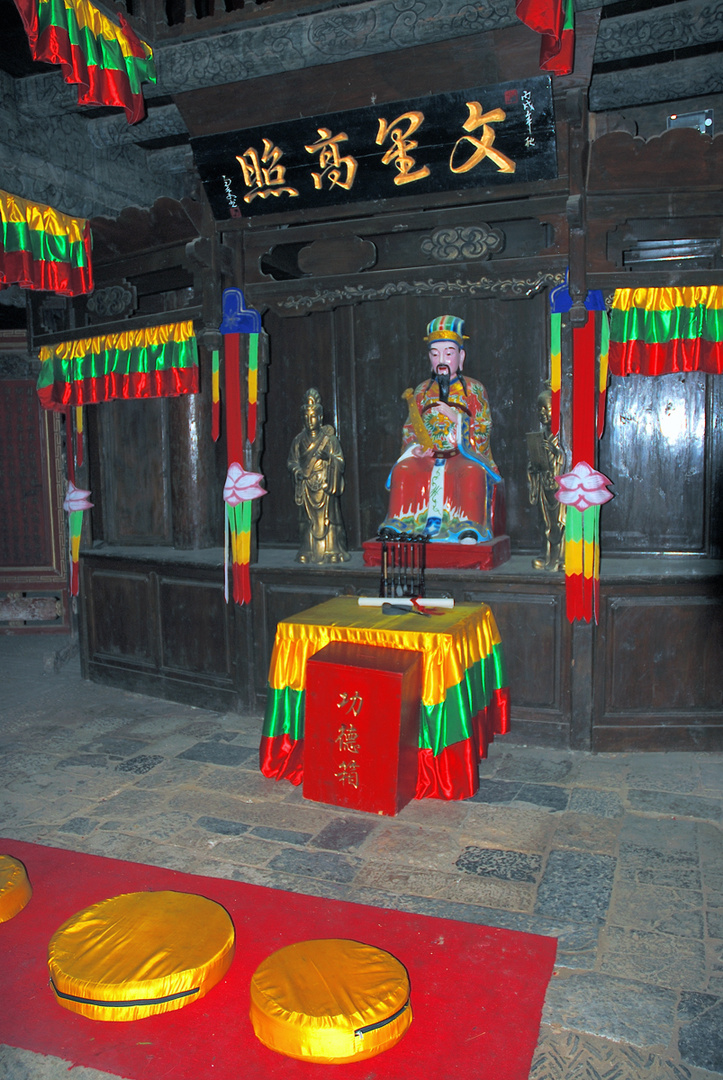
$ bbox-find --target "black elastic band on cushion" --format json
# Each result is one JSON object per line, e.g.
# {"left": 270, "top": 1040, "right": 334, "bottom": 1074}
{"left": 50, "top": 978, "right": 200, "bottom": 1007}
{"left": 354, "top": 998, "right": 410, "bottom": 1037}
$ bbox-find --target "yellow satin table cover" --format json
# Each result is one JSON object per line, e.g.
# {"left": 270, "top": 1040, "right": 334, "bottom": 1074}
{"left": 0, "top": 854, "right": 32, "bottom": 922}
{"left": 250, "top": 938, "right": 412, "bottom": 1063}
{"left": 48, "top": 891, "right": 235, "bottom": 1021}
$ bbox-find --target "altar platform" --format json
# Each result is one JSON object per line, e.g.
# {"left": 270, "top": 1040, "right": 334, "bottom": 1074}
{"left": 259, "top": 597, "right": 509, "bottom": 803}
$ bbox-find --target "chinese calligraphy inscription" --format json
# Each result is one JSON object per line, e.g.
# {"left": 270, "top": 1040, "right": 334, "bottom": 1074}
{"left": 236, "top": 139, "right": 299, "bottom": 203}
{"left": 335, "top": 693, "right": 363, "bottom": 789}
{"left": 305, "top": 128, "right": 358, "bottom": 191}
{"left": 194, "top": 76, "right": 556, "bottom": 220}
{"left": 337, "top": 692, "right": 363, "bottom": 717}
{"left": 450, "top": 103, "right": 516, "bottom": 175}
{"left": 376, "top": 111, "right": 431, "bottom": 186}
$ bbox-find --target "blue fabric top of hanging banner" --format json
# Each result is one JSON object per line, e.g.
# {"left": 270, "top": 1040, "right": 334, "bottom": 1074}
{"left": 550, "top": 272, "right": 606, "bottom": 314}
{"left": 220, "top": 288, "right": 262, "bottom": 335}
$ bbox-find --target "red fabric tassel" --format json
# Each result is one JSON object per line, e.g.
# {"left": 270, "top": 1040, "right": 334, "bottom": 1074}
{"left": 551, "top": 388, "right": 561, "bottom": 438}
{"left": 259, "top": 734, "right": 304, "bottom": 785}
{"left": 416, "top": 740, "right": 480, "bottom": 800}
{"left": 566, "top": 572, "right": 583, "bottom": 621}
{"left": 490, "top": 686, "right": 511, "bottom": 735}
{"left": 572, "top": 313, "right": 596, "bottom": 466}
{"left": 224, "top": 333, "right": 244, "bottom": 462}
{"left": 540, "top": 26, "right": 574, "bottom": 74}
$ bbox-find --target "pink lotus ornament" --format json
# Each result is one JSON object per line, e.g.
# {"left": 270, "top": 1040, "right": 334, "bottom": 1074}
{"left": 63, "top": 482, "right": 93, "bottom": 512}
{"left": 223, "top": 462, "right": 267, "bottom": 506}
{"left": 555, "top": 461, "right": 613, "bottom": 512}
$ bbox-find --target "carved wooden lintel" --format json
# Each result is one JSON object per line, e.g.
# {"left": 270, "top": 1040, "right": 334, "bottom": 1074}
{"left": 252, "top": 270, "right": 565, "bottom": 315}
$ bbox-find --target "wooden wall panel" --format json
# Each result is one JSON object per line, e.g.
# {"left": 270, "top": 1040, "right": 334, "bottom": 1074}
{"left": 461, "top": 584, "right": 571, "bottom": 746}
{"left": 81, "top": 555, "right": 243, "bottom": 710}
{"left": 97, "top": 399, "right": 172, "bottom": 545}
{"left": 158, "top": 578, "right": 232, "bottom": 678}
{"left": 594, "top": 589, "right": 723, "bottom": 750}
{"left": 0, "top": 380, "right": 69, "bottom": 632}
{"left": 598, "top": 373, "right": 707, "bottom": 553}
{"left": 85, "top": 570, "right": 155, "bottom": 664}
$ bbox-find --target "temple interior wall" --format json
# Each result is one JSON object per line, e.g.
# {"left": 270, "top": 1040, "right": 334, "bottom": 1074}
{"left": 2, "top": 2, "right": 722, "bottom": 749}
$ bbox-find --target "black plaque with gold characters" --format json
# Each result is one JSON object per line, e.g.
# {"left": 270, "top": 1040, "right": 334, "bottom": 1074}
{"left": 192, "top": 76, "right": 556, "bottom": 221}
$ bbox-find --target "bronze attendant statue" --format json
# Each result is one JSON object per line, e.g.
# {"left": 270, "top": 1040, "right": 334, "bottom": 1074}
{"left": 288, "top": 388, "right": 350, "bottom": 564}
{"left": 527, "top": 388, "right": 566, "bottom": 571}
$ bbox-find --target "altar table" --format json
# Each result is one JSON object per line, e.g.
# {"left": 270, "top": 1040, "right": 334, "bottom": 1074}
{"left": 260, "top": 597, "right": 510, "bottom": 801}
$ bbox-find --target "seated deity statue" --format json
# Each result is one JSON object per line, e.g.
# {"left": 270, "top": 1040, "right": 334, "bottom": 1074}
{"left": 380, "top": 315, "right": 504, "bottom": 544}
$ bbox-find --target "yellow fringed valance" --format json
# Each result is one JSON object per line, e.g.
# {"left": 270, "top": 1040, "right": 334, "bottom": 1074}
{"left": 267, "top": 598, "right": 502, "bottom": 707}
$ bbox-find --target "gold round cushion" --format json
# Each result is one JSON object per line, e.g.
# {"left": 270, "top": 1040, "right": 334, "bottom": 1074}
{"left": 250, "top": 938, "right": 412, "bottom": 1063}
{"left": 0, "top": 854, "right": 32, "bottom": 922}
{"left": 48, "top": 891, "right": 235, "bottom": 1022}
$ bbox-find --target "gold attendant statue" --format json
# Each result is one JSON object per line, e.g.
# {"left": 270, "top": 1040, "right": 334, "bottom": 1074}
{"left": 526, "top": 387, "right": 566, "bottom": 571}
{"left": 288, "top": 387, "right": 350, "bottom": 564}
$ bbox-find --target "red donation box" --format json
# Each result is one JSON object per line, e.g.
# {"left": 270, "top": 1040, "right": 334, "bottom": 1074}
{"left": 303, "top": 642, "right": 422, "bottom": 816}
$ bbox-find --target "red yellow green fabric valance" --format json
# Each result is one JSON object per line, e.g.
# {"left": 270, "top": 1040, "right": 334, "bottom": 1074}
{"left": 13, "top": 0, "right": 155, "bottom": 124}
{"left": 0, "top": 190, "right": 92, "bottom": 297}
{"left": 610, "top": 286, "right": 723, "bottom": 376}
{"left": 37, "top": 321, "right": 199, "bottom": 410}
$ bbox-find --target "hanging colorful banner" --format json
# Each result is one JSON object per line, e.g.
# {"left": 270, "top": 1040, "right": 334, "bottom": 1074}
{"left": 549, "top": 274, "right": 608, "bottom": 438}
{"left": 63, "top": 480, "right": 93, "bottom": 596}
{"left": 556, "top": 461, "right": 613, "bottom": 622}
{"left": 516, "top": 0, "right": 574, "bottom": 76}
{"left": 36, "top": 321, "right": 199, "bottom": 410}
{"left": 219, "top": 288, "right": 266, "bottom": 606}
{"left": 13, "top": 0, "right": 155, "bottom": 124}
{"left": 0, "top": 190, "right": 92, "bottom": 297}
{"left": 549, "top": 277, "right": 610, "bottom": 623}
{"left": 609, "top": 286, "right": 723, "bottom": 376}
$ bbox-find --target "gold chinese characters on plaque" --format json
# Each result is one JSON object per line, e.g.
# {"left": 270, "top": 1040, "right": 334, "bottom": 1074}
{"left": 334, "top": 692, "right": 363, "bottom": 789}
{"left": 194, "top": 77, "right": 556, "bottom": 220}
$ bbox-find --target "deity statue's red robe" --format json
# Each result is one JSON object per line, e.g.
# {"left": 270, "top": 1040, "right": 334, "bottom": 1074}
{"left": 381, "top": 374, "right": 503, "bottom": 542}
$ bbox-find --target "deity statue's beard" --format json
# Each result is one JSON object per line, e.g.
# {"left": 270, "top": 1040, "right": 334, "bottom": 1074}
{"left": 435, "top": 366, "right": 451, "bottom": 403}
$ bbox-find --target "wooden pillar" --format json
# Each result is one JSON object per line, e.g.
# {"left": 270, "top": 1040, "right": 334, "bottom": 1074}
{"left": 169, "top": 372, "right": 217, "bottom": 549}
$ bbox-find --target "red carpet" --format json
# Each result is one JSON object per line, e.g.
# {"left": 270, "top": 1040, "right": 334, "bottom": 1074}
{"left": 0, "top": 840, "right": 556, "bottom": 1080}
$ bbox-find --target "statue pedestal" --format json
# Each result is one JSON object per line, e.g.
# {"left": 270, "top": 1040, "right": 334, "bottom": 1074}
{"left": 362, "top": 534, "right": 511, "bottom": 571}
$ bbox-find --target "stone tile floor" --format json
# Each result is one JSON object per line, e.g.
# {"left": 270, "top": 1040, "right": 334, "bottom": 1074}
{"left": 1, "top": 633, "right": 721, "bottom": 1080}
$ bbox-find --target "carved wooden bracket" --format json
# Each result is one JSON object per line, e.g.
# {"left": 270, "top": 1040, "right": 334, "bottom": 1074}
{"left": 420, "top": 224, "right": 505, "bottom": 262}
{"left": 87, "top": 282, "right": 137, "bottom": 321}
